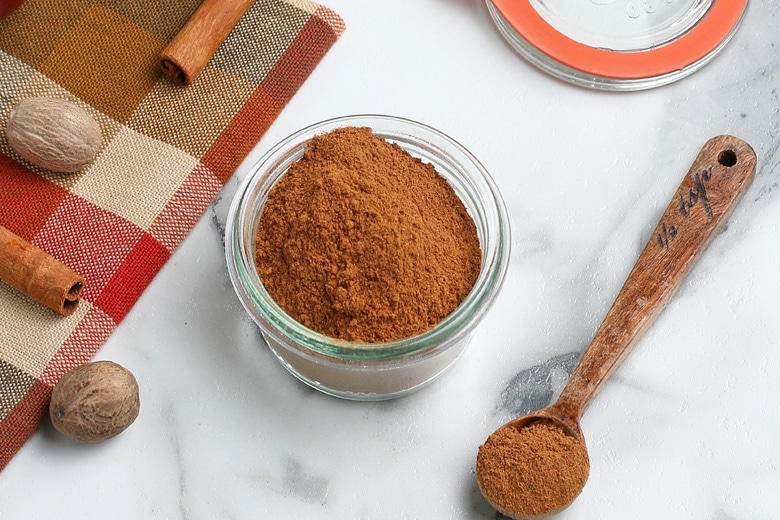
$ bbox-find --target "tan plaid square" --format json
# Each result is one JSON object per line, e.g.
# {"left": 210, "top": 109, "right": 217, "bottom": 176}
{"left": 128, "top": 66, "right": 256, "bottom": 159}
{"left": 213, "top": 0, "right": 310, "bottom": 85}
{"left": 71, "top": 126, "right": 198, "bottom": 230}
{"left": 285, "top": 0, "right": 320, "bottom": 14}
{"left": 0, "top": 53, "right": 34, "bottom": 137}
{"left": 0, "top": 360, "right": 36, "bottom": 422}
{"left": 0, "top": 284, "right": 91, "bottom": 379}
{"left": 99, "top": 0, "right": 202, "bottom": 41}
{"left": 97, "top": 0, "right": 203, "bottom": 40}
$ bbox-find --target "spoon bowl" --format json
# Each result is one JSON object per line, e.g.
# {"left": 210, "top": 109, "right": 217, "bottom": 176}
{"left": 477, "top": 410, "right": 589, "bottom": 519}
{"left": 477, "top": 135, "right": 756, "bottom": 519}
{"left": 505, "top": 402, "right": 585, "bottom": 443}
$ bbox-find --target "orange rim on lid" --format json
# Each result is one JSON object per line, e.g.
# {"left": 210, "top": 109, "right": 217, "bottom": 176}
{"left": 489, "top": 0, "right": 748, "bottom": 83}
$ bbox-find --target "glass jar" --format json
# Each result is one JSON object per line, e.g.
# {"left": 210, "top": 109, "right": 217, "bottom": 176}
{"left": 486, "top": 0, "right": 749, "bottom": 91}
{"left": 226, "top": 115, "right": 511, "bottom": 400}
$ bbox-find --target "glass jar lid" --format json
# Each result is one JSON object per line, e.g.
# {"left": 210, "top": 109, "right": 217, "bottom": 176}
{"left": 486, "top": 0, "right": 749, "bottom": 90}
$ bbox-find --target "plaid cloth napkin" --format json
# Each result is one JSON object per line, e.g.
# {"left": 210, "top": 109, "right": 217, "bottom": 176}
{"left": 0, "top": 0, "right": 344, "bottom": 471}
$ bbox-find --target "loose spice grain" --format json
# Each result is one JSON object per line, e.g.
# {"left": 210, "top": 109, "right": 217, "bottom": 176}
{"left": 254, "top": 126, "right": 481, "bottom": 343}
{"left": 476, "top": 421, "right": 590, "bottom": 517}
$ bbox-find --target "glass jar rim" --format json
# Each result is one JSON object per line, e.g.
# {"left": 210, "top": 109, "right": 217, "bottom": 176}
{"left": 226, "top": 114, "right": 511, "bottom": 361}
{"left": 487, "top": 0, "right": 748, "bottom": 90}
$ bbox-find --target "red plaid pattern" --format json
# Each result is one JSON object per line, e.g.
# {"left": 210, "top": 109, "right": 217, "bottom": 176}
{"left": 0, "top": 0, "right": 344, "bottom": 471}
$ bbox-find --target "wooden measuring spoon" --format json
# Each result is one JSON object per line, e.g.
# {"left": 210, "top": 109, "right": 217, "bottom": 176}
{"left": 476, "top": 135, "right": 756, "bottom": 519}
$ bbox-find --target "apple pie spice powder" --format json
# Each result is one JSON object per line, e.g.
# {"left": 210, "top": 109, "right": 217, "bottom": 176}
{"left": 254, "top": 126, "right": 482, "bottom": 343}
{"left": 476, "top": 421, "right": 590, "bottom": 516}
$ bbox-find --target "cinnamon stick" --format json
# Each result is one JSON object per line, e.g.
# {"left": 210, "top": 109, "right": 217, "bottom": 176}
{"left": 0, "top": 225, "right": 84, "bottom": 316}
{"left": 158, "top": 0, "right": 255, "bottom": 86}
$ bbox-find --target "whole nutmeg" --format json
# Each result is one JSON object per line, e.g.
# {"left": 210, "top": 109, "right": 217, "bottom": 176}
{"left": 5, "top": 97, "right": 101, "bottom": 173}
{"left": 49, "top": 360, "right": 140, "bottom": 443}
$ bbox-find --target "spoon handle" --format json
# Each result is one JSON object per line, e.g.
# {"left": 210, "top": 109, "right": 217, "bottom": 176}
{"left": 556, "top": 135, "right": 756, "bottom": 421}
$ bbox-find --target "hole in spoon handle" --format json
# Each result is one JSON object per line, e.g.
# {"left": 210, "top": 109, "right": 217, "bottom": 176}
{"left": 557, "top": 135, "right": 756, "bottom": 418}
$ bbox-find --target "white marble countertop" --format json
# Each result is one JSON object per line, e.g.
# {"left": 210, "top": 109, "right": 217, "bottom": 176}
{"left": 2, "top": 1, "right": 780, "bottom": 518}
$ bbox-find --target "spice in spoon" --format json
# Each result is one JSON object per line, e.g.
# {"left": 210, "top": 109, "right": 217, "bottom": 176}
{"left": 476, "top": 421, "right": 590, "bottom": 518}
{"left": 255, "top": 126, "right": 481, "bottom": 343}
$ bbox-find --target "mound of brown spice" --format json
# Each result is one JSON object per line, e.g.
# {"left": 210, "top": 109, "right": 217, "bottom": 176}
{"left": 476, "top": 421, "right": 590, "bottom": 517}
{"left": 254, "top": 126, "right": 482, "bottom": 343}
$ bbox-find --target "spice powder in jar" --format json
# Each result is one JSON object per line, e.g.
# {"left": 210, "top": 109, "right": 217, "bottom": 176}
{"left": 254, "top": 126, "right": 482, "bottom": 343}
